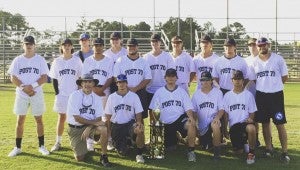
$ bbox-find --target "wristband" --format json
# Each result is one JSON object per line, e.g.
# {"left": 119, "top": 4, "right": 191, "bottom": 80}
{"left": 31, "top": 82, "right": 39, "bottom": 88}
{"left": 19, "top": 84, "right": 24, "bottom": 91}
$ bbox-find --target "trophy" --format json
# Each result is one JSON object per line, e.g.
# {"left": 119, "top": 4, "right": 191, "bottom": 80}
{"left": 149, "top": 102, "right": 165, "bottom": 159}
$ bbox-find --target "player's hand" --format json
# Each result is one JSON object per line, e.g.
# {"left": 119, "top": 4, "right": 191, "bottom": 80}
{"left": 212, "top": 118, "right": 221, "bottom": 127}
{"left": 94, "top": 120, "right": 105, "bottom": 127}
{"left": 93, "top": 87, "right": 105, "bottom": 96}
{"left": 246, "top": 117, "right": 254, "bottom": 124}
{"left": 188, "top": 117, "right": 196, "bottom": 127}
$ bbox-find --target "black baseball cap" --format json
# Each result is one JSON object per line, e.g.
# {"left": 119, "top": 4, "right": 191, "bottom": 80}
{"left": 171, "top": 36, "right": 183, "bottom": 43}
{"left": 110, "top": 32, "right": 121, "bottom": 39}
{"left": 61, "top": 38, "right": 73, "bottom": 45}
{"left": 165, "top": 68, "right": 178, "bottom": 77}
{"left": 256, "top": 37, "right": 270, "bottom": 46}
{"left": 23, "top": 36, "right": 35, "bottom": 44}
{"left": 199, "top": 35, "right": 212, "bottom": 43}
{"left": 232, "top": 70, "right": 244, "bottom": 80}
{"left": 93, "top": 38, "right": 104, "bottom": 45}
{"left": 127, "top": 38, "right": 138, "bottom": 46}
{"left": 200, "top": 71, "right": 213, "bottom": 81}
{"left": 150, "top": 34, "right": 161, "bottom": 41}
{"left": 224, "top": 38, "right": 236, "bottom": 46}
{"left": 76, "top": 73, "right": 99, "bottom": 86}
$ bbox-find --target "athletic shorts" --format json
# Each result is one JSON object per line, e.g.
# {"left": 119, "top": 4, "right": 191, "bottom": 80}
{"left": 255, "top": 90, "right": 287, "bottom": 125}
{"left": 164, "top": 113, "right": 188, "bottom": 148}
{"left": 136, "top": 88, "right": 149, "bottom": 119}
{"left": 68, "top": 125, "right": 88, "bottom": 157}
{"left": 199, "top": 124, "right": 213, "bottom": 149}
{"left": 229, "top": 122, "right": 250, "bottom": 150}
{"left": 53, "top": 95, "right": 69, "bottom": 113}
{"left": 111, "top": 120, "right": 137, "bottom": 151}
{"left": 14, "top": 92, "right": 45, "bottom": 116}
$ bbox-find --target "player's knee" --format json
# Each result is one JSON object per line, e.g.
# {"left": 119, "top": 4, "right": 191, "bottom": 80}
{"left": 246, "top": 124, "right": 256, "bottom": 134}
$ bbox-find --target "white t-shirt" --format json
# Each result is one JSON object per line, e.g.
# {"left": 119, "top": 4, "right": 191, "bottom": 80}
{"left": 144, "top": 51, "right": 175, "bottom": 94}
{"left": 244, "top": 55, "right": 257, "bottom": 96}
{"left": 248, "top": 53, "right": 288, "bottom": 93}
{"left": 113, "top": 56, "right": 152, "bottom": 88}
{"left": 223, "top": 90, "right": 257, "bottom": 127}
{"left": 49, "top": 55, "right": 82, "bottom": 96}
{"left": 212, "top": 55, "right": 249, "bottom": 90}
{"left": 67, "top": 90, "right": 104, "bottom": 126}
{"left": 105, "top": 91, "right": 143, "bottom": 124}
{"left": 171, "top": 51, "right": 196, "bottom": 84}
{"left": 191, "top": 87, "right": 224, "bottom": 136}
{"left": 149, "top": 86, "right": 194, "bottom": 124}
{"left": 103, "top": 47, "right": 128, "bottom": 63}
{"left": 8, "top": 54, "right": 49, "bottom": 98}
{"left": 82, "top": 55, "right": 114, "bottom": 95}
{"left": 193, "top": 53, "right": 220, "bottom": 89}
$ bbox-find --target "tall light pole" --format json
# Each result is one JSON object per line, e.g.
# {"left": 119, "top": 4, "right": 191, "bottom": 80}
{"left": 177, "top": 0, "right": 180, "bottom": 36}
{"left": 153, "top": 0, "right": 156, "bottom": 32}
{"left": 226, "top": 0, "right": 229, "bottom": 39}
{"left": 275, "top": 0, "right": 278, "bottom": 53}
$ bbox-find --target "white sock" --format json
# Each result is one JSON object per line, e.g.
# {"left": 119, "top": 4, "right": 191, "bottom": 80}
{"left": 56, "top": 136, "right": 62, "bottom": 144}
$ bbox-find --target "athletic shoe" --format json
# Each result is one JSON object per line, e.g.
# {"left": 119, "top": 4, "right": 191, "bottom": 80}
{"left": 87, "top": 138, "right": 94, "bottom": 151}
{"left": 187, "top": 151, "right": 196, "bottom": 162}
{"left": 263, "top": 149, "right": 274, "bottom": 158}
{"left": 50, "top": 143, "right": 61, "bottom": 152}
{"left": 280, "top": 153, "right": 290, "bottom": 164}
{"left": 100, "top": 154, "right": 112, "bottom": 167}
{"left": 107, "top": 140, "right": 115, "bottom": 151}
{"left": 136, "top": 155, "right": 145, "bottom": 163}
{"left": 213, "top": 146, "right": 221, "bottom": 161}
{"left": 38, "top": 145, "right": 50, "bottom": 155}
{"left": 246, "top": 153, "right": 255, "bottom": 164}
{"left": 8, "top": 147, "right": 22, "bottom": 157}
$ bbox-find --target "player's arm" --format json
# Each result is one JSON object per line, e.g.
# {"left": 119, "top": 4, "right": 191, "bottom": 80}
{"left": 246, "top": 112, "right": 255, "bottom": 124}
{"left": 52, "top": 78, "right": 59, "bottom": 95}
{"left": 186, "top": 109, "right": 196, "bottom": 127}
{"left": 11, "top": 75, "right": 34, "bottom": 96}
{"left": 223, "top": 111, "right": 229, "bottom": 139}
{"left": 212, "top": 109, "right": 224, "bottom": 125}
{"left": 11, "top": 75, "right": 23, "bottom": 87}
{"left": 130, "top": 79, "right": 151, "bottom": 92}
{"left": 282, "top": 75, "right": 288, "bottom": 84}
{"left": 73, "top": 115, "right": 104, "bottom": 126}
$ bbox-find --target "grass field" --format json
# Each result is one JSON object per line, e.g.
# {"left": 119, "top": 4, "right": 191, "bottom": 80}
{"left": 0, "top": 82, "right": 299, "bottom": 170}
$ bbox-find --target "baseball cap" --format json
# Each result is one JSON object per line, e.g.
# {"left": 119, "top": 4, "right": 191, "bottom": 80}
{"left": 256, "top": 37, "right": 270, "bottom": 46}
{"left": 199, "top": 35, "right": 212, "bottom": 43}
{"left": 79, "top": 33, "right": 90, "bottom": 40}
{"left": 200, "top": 71, "right": 213, "bottom": 81}
{"left": 127, "top": 38, "right": 138, "bottom": 46}
{"left": 165, "top": 68, "right": 178, "bottom": 77}
{"left": 150, "top": 34, "right": 161, "bottom": 41}
{"left": 110, "top": 32, "right": 121, "bottom": 39}
{"left": 232, "top": 70, "right": 244, "bottom": 80}
{"left": 224, "top": 38, "right": 236, "bottom": 46}
{"left": 76, "top": 73, "right": 99, "bottom": 86}
{"left": 171, "top": 36, "right": 183, "bottom": 43}
{"left": 61, "top": 38, "right": 73, "bottom": 45}
{"left": 116, "top": 74, "right": 127, "bottom": 82}
{"left": 247, "top": 38, "right": 257, "bottom": 45}
{"left": 93, "top": 38, "right": 104, "bottom": 45}
{"left": 23, "top": 36, "right": 35, "bottom": 44}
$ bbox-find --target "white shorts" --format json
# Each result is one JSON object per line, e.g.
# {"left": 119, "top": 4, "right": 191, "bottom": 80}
{"left": 53, "top": 95, "right": 69, "bottom": 113}
{"left": 14, "top": 92, "right": 46, "bottom": 116}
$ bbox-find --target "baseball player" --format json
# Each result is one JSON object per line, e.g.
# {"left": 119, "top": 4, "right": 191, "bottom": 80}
{"left": 49, "top": 39, "right": 83, "bottom": 152}
{"left": 191, "top": 71, "right": 224, "bottom": 160}
{"left": 193, "top": 35, "right": 220, "bottom": 89}
{"left": 67, "top": 73, "right": 111, "bottom": 167}
{"left": 105, "top": 74, "right": 146, "bottom": 164}
{"left": 103, "top": 32, "right": 128, "bottom": 63}
{"left": 248, "top": 37, "right": 290, "bottom": 163}
{"left": 73, "top": 33, "right": 94, "bottom": 62}
{"left": 170, "top": 36, "right": 196, "bottom": 94}
{"left": 113, "top": 38, "right": 152, "bottom": 119}
{"left": 149, "top": 68, "right": 197, "bottom": 162}
{"left": 223, "top": 70, "right": 257, "bottom": 165}
{"left": 143, "top": 33, "right": 175, "bottom": 120}
{"left": 8, "top": 36, "right": 50, "bottom": 157}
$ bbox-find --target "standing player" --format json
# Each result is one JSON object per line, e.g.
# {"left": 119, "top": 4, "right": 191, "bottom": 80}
{"left": 249, "top": 37, "right": 290, "bottom": 163}
{"left": 105, "top": 74, "right": 146, "bottom": 164}
{"left": 49, "top": 39, "right": 83, "bottom": 152}
{"left": 113, "top": 38, "right": 152, "bottom": 119}
{"left": 143, "top": 33, "right": 174, "bottom": 118}
{"left": 223, "top": 70, "right": 257, "bottom": 164}
{"left": 170, "top": 36, "right": 196, "bottom": 94}
{"left": 149, "top": 68, "right": 197, "bottom": 162}
{"left": 73, "top": 33, "right": 94, "bottom": 62}
{"left": 191, "top": 71, "right": 224, "bottom": 160}
{"left": 8, "top": 36, "right": 50, "bottom": 157}
{"left": 67, "top": 74, "right": 111, "bottom": 167}
{"left": 193, "top": 35, "right": 219, "bottom": 89}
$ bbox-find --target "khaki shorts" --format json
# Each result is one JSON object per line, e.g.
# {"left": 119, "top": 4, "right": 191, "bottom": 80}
{"left": 14, "top": 92, "right": 46, "bottom": 116}
{"left": 68, "top": 125, "right": 88, "bottom": 157}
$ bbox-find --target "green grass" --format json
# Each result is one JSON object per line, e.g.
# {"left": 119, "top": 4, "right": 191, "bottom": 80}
{"left": 0, "top": 82, "right": 299, "bottom": 169}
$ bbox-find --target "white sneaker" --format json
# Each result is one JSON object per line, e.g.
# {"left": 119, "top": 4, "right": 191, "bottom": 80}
{"left": 87, "top": 138, "right": 94, "bottom": 151}
{"left": 136, "top": 155, "right": 145, "bottom": 163}
{"left": 8, "top": 147, "right": 21, "bottom": 157}
{"left": 187, "top": 151, "right": 196, "bottom": 162}
{"left": 39, "top": 145, "right": 50, "bottom": 155}
{"left": 50, "top": 143, "right": 61, "bottom": 152}
{"left": 107, "top": 140, "right": 115, "bottom": 151}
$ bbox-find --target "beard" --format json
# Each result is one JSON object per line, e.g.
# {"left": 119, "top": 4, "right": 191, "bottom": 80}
{"left": 260, "top": 48, "right": 269, "bottom": 55}
{"left": 129, "top": 50, "right": 138, "bottom": 55}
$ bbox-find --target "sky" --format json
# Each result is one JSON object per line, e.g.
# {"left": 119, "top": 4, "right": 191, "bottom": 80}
{"left": 1, "top": 0, "right": 300, "bottom": 41}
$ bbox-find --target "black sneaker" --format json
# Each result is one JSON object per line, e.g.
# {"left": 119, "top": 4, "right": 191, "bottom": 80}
{"left": 263, "top": 149, "right": 274, "bottom": 158}
{"left": 100, "top": 154, "right": 111, "bottom": 167}
{"left": 280, "top": 153, "right": 290, "bottom": 164}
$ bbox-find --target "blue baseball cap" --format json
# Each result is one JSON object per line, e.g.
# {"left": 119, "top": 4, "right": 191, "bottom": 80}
{"left": 79, "top": 33, "right": 90, "bottom": 40}
{"left": 116, "top": 74, "right": 127, "bottom": 82}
